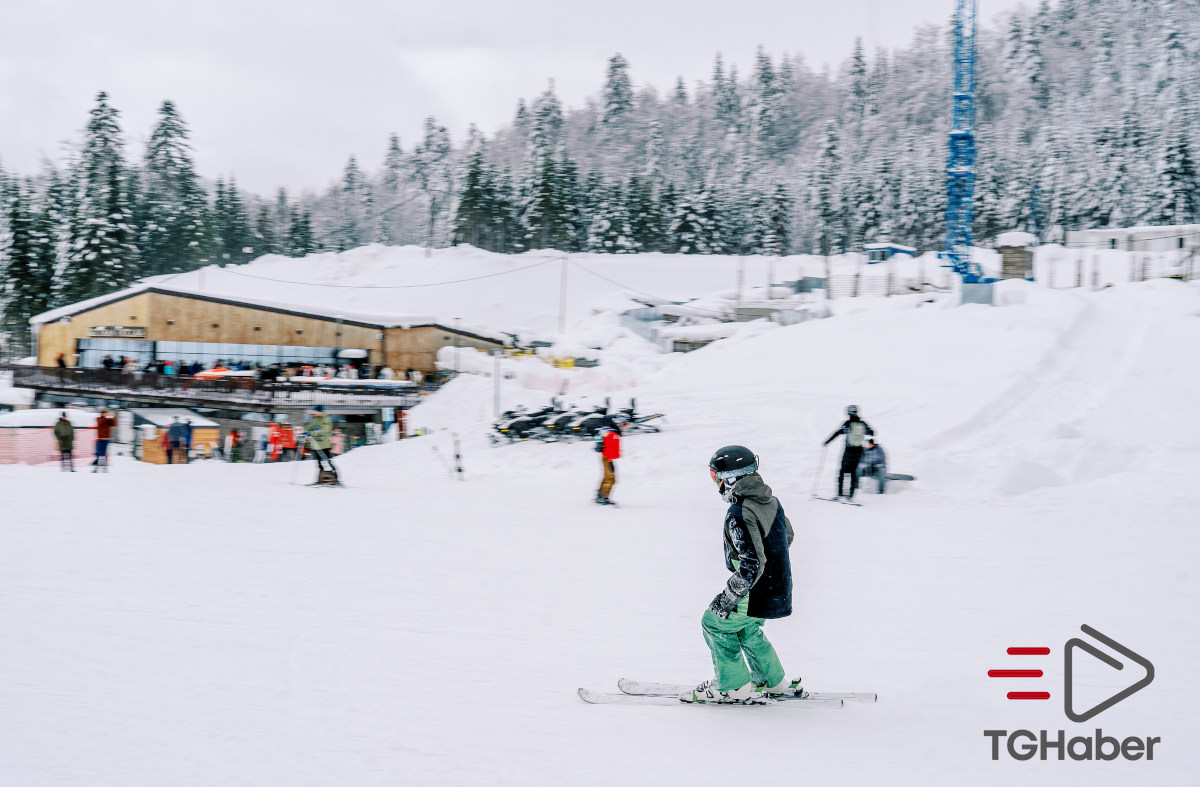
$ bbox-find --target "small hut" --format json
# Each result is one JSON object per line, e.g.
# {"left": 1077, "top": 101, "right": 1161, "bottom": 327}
{"left": 996, "top": 231, "right": 1037, "bottom": 280}
{"left": 131, "top": 408, "right": 220, "bottom": 464}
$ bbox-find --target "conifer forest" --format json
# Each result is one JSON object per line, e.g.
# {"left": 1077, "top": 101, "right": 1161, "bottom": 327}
{"left": 2, "top": 0, "right": 1198, "bottom": 354}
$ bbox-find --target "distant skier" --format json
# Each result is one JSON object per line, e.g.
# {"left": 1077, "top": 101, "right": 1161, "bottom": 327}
{"left": 92, "top": 410, "right": 116, "bottom": 472}
{"left": 595, "top": 422, "right": 621, "bottom": 505}
{"left": 858, "top": 437, "right": 887, "bottom": 494}
{"left": 681, "top": 446, "right": 795, "bottom": 704}
{"left": 54, "top": 413, "right": 75, "bottom": 472}
{"left": 822, "top": 405, "right": 874, "bottom": 501}
{"left": 305, "top": 405, "right": 339, "bottom": 484}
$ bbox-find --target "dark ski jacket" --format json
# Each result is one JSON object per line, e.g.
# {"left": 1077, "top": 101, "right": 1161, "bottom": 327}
{"left": 720, "top": 473, "right": 794, "bottom": 619}
{"left": 53, "top": 418, "right": 74, "bottom": 451}
{"left": 860, "top": 443, "right": 886, "bottom": 468}
{"left": 823, "top": 416, "right": 874, "bottom": 449}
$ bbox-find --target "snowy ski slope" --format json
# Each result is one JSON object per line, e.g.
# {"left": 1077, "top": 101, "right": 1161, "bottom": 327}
{"left": 2, "top": 279, "right": 1198, "bottom": 786}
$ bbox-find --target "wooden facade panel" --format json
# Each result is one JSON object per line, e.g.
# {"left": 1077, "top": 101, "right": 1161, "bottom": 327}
{"left": 36, "top": 291, "right": 505, "bottom": 373}
{"left": 37, "top": 292, "right": 156, "bottom": 365}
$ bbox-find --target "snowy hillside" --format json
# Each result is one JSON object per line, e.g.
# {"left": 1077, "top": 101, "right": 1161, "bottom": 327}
{"left": 3, "top": 279, "right": 1199, "bottom": 786}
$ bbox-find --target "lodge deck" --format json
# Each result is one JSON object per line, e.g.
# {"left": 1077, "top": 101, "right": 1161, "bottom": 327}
{"left": 12, "top": 366, "right": 430, "bottom": 415}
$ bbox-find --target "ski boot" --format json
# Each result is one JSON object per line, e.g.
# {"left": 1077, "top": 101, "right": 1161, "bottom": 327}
{"left": 679, "top": 679, "right": 763, "bottom": 704}
{"left": 758, "top": 677, "right": 809, "bottom": 699}
{"left": 595, "top": 496, "right": 616, "bottom": 506}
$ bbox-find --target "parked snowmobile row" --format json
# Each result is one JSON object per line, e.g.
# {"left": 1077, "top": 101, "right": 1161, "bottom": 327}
{"left": 488, "top": 398, "right": 665, "bottom": 444}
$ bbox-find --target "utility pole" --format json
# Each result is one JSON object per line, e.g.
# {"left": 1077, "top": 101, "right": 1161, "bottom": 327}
{"left": 735, "top": 257, "right": 744, "bottom": 318}
{"left": 558, "top": 255, "right": 568, "bottom": 334}
{"left": 493, "top": 350, "right": 502, "bottom": 417}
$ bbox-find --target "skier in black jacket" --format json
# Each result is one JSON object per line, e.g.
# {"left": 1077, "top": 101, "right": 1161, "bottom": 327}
{"left": 823, "top": 405, "right": 874, "bottom": 500}
{"left": 681, "top": 446, "right": 797, "bottom": 704}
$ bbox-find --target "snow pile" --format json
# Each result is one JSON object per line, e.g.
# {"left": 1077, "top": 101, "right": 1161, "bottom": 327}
{"left": 996, "top": 231, "right": 1039, "bottom": 247}
{"left": 0, "top": 407, "right": 98, "bottom": 427}
{"left": 0, "top": 371, "right": 36, "bottom": 407}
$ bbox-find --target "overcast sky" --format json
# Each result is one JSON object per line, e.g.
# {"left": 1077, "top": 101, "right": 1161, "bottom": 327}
{"left": 1, "top": 0, "right": 1027, "bottom": 196}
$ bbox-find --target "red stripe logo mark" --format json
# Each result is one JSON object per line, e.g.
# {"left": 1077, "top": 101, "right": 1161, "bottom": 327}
{"left": 990, "top": 646, "right": 1051, "bottom": 700}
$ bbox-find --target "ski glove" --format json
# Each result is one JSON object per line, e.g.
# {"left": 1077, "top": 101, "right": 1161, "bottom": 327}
{"left": 708, "top": 588, "right": 741, "bottom": 619}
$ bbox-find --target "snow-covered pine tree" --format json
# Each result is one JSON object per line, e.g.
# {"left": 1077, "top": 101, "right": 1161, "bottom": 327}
{"left": 847, "top": 38, "right": 870, "bottom": 124}
{"left": 1154, "top": 123, "right": 1199, "bottom": 226}
{"left": 626, "top": 176, "right": 664, "bottom": 252}
{"left": 287, "top": 207, "right": 316, "bottom": 257}
{"left": 412, "top": 117, "right": 454, "bottom": 251}
{"left": 602, "top": 54, "right": 634, "bottom": 125}
{"left": 376, "top": 134, "right": 405, "bottom": 244}
{"left": 520, "top": 152, "right": 577, "bottom": 252}
{"left": 813, "top": 122, "right": 841, "bottom": 255}
{"left": 454, "top": 149, "right": 495, "bottom": 249}
{"left": 1, "top": 178, "right": 53, "bottom": 352}
{"left": 141, "top": 100, "right": 210, "bottom": 276}
{"left": 254, "top": 204, "right": 278, "bottom": 256}
{"left": 673, "top": 77, "right": 688, "bottom": 106}
{"left": 212, "top": 176, "right": 253, "bottom": 263}
{"left": 57, "top": 92, "right": 140, "bottom": 304}
{"left": 333, "top": 156, "right": 370, "bottom": 251}
{"left": 586, "top": 182, "right": 635, "bottom": 253}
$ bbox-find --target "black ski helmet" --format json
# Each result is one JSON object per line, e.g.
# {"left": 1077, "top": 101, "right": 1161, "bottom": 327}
{"left": 709, "top": 445, "right": 759, "bottom": 482}
{"left": 847, "top": 404, "right": 859, "bottom": 417}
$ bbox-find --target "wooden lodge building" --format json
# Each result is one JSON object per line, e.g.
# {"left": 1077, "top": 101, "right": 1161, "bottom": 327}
{"left": 31, "top": 284, "right": 506, "bottom": 373}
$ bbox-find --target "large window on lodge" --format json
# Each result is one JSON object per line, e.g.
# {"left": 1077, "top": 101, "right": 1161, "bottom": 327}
{"left": 77, "top": 340, "right": 361, "bottom": 368}
{"left": 156, "top": 341, "right": 351, "bottom": 367}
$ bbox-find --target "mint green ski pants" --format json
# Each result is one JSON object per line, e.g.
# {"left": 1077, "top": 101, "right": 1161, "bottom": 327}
{"left": 701, "top": 606, "right": 786, "bottom": 691}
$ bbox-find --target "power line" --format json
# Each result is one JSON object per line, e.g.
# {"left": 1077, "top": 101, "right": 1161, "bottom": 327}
{"left": 567, "top": 258, "right": 736, "bottom": 316}
{"left": 210, "top": 255, "right": 560, "bottom": 289}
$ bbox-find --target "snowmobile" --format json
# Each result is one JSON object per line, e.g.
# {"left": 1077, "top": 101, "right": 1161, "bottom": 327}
{"left": 490, "top": 404, "right": 557, "bottom": 443}
{"left": 566, "top": 402, "right": 612, "bottom": 440}
{"left": 614, "top": 398, "right": 665, "bottom": 435}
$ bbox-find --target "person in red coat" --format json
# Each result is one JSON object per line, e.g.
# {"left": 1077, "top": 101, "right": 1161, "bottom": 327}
{"left": 595, "top": 422, "right": 622, "bottom": 506}
{"left": 92, "top": 410, "right": 117, "bottom": 472}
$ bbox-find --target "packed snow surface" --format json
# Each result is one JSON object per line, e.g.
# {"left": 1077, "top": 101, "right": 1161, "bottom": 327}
{"left": 3, "top": 279, "right": 1199, "bottom": 786}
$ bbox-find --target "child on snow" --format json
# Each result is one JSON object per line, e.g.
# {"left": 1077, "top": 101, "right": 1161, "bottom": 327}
{"left": 681, "top": 446, "right": 799, "bottom": 703}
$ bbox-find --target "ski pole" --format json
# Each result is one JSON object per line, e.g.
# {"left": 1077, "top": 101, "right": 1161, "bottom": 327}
{"left": 432, "top": 446, "right": 454, "bottom": 479}
{"left": 452, "top": 433, "right": 464, "bottom": 480}
{"left": 810, "top": 443, "right": 830, "bottom": 499}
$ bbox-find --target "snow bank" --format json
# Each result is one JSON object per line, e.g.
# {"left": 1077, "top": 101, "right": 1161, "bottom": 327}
{"left": 0, "top": 407, "right": 98, "bottom": 427}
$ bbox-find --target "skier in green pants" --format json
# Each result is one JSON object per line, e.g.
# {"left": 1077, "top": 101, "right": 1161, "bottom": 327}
{"left": 682, "top": 445, "right": 797, "bottom": 703}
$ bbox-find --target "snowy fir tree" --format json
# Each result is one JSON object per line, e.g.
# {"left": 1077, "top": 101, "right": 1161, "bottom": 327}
{"left": 602, "top": 54, "right": 634, "bottom": 126}
{"left": 412, "top": 117, "right": 454, "bottom": 250}
{"left": 141, "top": 100, "right": 211, "bottom": 276}
{"left": 56, "top": 92, "right": 140, "bottom": 305}
{"left": 586, "top": 182, "right": 636, "bottom": 253}
{"left": 212, "top": 177, "right": 253, "bottom": 264}
{"left": 1, "top": 179, "right": 54, "bottom": 351}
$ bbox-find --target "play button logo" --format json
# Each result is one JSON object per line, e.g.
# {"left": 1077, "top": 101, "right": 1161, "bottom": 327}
{"left": 1064, "top": 624, "right": 1155, "bottom": 722}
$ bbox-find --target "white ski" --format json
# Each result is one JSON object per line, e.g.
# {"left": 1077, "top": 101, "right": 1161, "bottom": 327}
{"left": 578, "top": 688, "right": 841, "bottom": 707}
{"left": 617, "top": 678, "right": 876, "bottom": 703}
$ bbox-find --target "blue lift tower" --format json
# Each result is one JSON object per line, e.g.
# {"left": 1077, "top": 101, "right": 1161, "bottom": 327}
{"left": 946, "top": 0, "right": 992, "bottom": 302}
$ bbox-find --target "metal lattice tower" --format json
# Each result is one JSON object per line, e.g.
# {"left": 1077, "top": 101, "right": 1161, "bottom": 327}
{"left": 946, "top": 0, "right": 980, "bottom": 282}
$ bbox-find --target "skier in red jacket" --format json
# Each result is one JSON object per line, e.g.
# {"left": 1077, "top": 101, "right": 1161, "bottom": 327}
{"left": 595, "top": 423, "right": 621, "bottom": 506}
